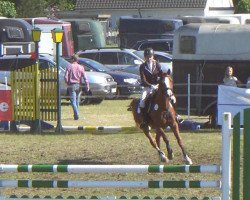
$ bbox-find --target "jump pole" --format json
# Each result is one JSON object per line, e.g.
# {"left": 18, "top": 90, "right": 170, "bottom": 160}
{"left": 0, "top": 180, "right": 221, "bottom": 189}
{"left": 221, "top": 112, "right": 231, "bottom": 200}
{"left": 0, "top": 164, "right": 221, "bottom": 174}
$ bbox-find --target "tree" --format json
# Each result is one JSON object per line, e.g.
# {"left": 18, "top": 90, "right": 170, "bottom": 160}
{"left": 9, "top": 0, "right": 76, "bottom": 17}
{"left": 0, "top": 1, "right": 16, "bottom": 17}
{"left": 235, "top": 0, "right": 250, "bottom": 13}
{"left": 15, "top": 0, "right": 48, "bottom": 17}
{"left": 47, "top": 0, "right": 76, "bottom": 11}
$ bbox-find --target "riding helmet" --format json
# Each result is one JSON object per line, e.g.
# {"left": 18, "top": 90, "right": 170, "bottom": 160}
{"left": 144, "top": 48, "right": 154, "bottom": 57}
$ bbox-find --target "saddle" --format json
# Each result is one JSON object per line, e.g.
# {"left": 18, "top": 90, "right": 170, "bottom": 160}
{"left": 139, "top": 90, "right": 171, "bottom": 121}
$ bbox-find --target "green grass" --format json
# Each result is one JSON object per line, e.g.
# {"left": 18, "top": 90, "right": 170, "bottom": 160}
{"left": 0, "top": 99, "right": 238, "bottom": 199}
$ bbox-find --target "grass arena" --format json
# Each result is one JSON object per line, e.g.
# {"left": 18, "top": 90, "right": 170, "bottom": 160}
{"left": 0, "top": 100, "right": 247, "bottom": 199}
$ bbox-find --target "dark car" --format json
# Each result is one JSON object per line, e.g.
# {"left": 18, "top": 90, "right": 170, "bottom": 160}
{"left": 132, "top": 39, "right": 173, "bottom": 54}
{"left": 77, "top": 58, "right": 142, "bottom": 98}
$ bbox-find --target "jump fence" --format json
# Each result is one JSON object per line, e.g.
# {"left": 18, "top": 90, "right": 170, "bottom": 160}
{"left": 1, "top": 109, "right": 250, "bottom": 200}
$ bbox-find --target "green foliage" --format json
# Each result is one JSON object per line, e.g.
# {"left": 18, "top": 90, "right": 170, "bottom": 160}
{"left": 47, "top": 0, "right": 76, "bottom": 11}
{"left": 9, "top": 0, "right": 76, "bottom": 18}
{"left": 0, "top": 0, "right": 16, "bottom": 17}
{"left": 16, "top": 0, "right": 48, "bottom": 17}
{"left": 235, "top": 0, "right": 250, "bottom": 13}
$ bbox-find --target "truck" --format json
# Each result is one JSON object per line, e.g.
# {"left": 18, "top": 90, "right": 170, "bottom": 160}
{"left": 63, "top": 18, "right": 106, "bottom": 51}
{"left": 118, "top": 17, "right": 183, "bottom": 49}
{"left": 23, "top": 17, "right": 74, "bottom": 58}
{"left": 172, "top": 23, "right": 250, "bottom": 126}
{"left": 0, "top": 18, "right": 32, "bottom": 56}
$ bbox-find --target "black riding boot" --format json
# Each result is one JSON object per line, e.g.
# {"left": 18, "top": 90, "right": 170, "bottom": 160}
{"left": 139, "top": 107, "right": 149, "bottom": 131}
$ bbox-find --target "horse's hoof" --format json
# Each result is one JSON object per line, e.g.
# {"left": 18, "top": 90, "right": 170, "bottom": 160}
{"left": 183, "top": 155, "right": 193, "bottom": 165}
{"left": 159, "top": 151, "right": 169, "bottom": 163}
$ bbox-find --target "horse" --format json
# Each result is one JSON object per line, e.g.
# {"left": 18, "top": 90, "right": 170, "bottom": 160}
{"left": 128, "top": 72, "right": 193, "bottom": 164}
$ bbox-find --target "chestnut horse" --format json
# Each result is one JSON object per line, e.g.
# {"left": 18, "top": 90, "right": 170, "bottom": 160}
{"left": 128, "top": 73, "right": 192, "bottom": 164}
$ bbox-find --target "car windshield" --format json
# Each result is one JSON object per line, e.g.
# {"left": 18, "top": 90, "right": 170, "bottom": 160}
{"left": 133, "top": 51, "right": 144, "bottom": 60}
{"left": 83, "top": 59, "right": 111, "bottom": 72}
{"left": 58, "top": 57, "right": 71, "bottom": 70}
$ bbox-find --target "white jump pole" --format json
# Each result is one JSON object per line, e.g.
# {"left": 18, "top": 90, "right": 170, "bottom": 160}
{"left": 221, "top": 112, "right": 232, "bottom": 200}
{"left": 187, "top": 74, "right": 190, "bottom": 119}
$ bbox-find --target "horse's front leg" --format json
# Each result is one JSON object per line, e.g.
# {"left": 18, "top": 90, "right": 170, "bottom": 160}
{"left": 155, "top": 128, "right": 174, "bottom": 160}
{"left": 142, "top": 129, "right": 169, "bottom": 163}
{"left": 170, "top": 122, "right": 193, "bottom": 165}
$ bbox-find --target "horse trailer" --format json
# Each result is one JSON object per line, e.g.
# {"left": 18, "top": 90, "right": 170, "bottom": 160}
{"left": 172, "top": 23, "right": 250, "bottom": 125}
{"left": 23, "top": 17, "right": 74, "bottom": 58}
{"left": 0, "top": 18, "right": 32, "bottom": 56}
{"left": 118, "top": 17, "right": 183, "bottom": 49}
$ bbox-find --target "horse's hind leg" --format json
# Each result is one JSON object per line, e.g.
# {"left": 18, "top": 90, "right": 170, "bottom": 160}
{"left": 143, "top": 129, "right": 169, "bottom": 163}
{"left": 155, "top": 128, "right": 174, "bottom": 160}
{"left": 170, "top": 122, "right": 193, "bottom": 165}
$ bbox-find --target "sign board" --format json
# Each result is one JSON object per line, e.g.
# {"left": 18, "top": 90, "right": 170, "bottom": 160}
{"left": 0, "top": 90, "right": 12, "bottom": 121}
{"left": 217, "top": 85, "right": 250, "bottom": 125}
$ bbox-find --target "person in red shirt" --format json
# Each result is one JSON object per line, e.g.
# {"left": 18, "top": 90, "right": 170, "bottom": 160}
{"left": 64, "top": 55, "right": 89, "bottom": 120}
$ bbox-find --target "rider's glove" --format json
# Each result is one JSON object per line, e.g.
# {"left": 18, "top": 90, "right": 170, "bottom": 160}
{"left": 170, "top": 95, "right": 176, "bottom": 104}
{"left": 167, "top": 89, "right": 173, "bottom": 97}
{"left": 151, "top": 84, "right": 158, "bottom": 90}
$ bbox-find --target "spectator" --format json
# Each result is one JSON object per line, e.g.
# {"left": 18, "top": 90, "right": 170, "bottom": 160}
{"left": 64, "top": 55, "right": 89, "bottom": 120}
{"left": 223, "top": 66, "right": 241, "bottom": 87}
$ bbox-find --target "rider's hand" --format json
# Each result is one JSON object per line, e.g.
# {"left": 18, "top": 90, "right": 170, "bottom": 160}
{"left": 170, "top": 95, "right": 176, "bottom": 104}
{"left": 167, "top": 89, "right": 173, "bottom": 97}
{"left": 151, "top": 84, "right": 158, "bottom": 90}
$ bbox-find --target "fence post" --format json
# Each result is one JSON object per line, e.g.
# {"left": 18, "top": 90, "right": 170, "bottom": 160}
{"left": 232, "top": 113, "right": 240, "bottom": 200}
{"left": 243, "top": 108, "right": 250, "bottom": 200}
{"left": 222, "top": 112, "right": 231, "bottom": 200}
{"left": 187, "top": 74, "right": 190, "bottom": 119}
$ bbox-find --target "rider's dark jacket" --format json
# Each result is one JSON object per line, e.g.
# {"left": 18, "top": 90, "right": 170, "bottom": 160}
{"left": 139, "top": 60, "right": 162, "bottom": 87}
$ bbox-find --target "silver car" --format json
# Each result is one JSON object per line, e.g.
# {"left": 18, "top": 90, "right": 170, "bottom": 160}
{"left": 76, "top": 48, "right": 143, "bottom": 71}
{"left": 0, "top": 54, "right": 117, "bottom": 105}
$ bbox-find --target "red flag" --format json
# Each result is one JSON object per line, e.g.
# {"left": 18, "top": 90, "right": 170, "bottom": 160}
{"left": 30, "top": 51, "right": 37, "bottom": 60}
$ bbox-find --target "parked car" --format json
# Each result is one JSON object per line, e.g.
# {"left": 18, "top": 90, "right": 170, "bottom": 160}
{"left": 76, "top": 48, "right": 143, "bottom": 71}
{"left": 132, "top": 39, "right": 173, "bottom": 54}
{"left": 0, "top": 54, "right": 117, "bottom": 105}
{"left": 77, "top": 58, "right": 142, "bottom": 98}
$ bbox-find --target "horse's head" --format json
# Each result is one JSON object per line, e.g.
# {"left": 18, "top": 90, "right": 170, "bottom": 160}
{"left": 158, "top": 70, "right": 173, "bottom": 98}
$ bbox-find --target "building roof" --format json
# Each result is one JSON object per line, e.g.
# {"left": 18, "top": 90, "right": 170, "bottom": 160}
{"left": 76, "top": 0, "right": 208, "bottom": 10}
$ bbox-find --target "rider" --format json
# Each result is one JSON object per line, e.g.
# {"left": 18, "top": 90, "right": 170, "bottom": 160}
{"left": 138, "top": 48, "right": 183, "bottom": 129}
{"left": 138, "top": 48, "right": 162, "bottom": 129}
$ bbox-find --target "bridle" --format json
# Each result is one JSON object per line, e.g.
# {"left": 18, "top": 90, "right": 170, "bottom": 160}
{"left": 159, "top": 74, "right": 174, "bottom": 98}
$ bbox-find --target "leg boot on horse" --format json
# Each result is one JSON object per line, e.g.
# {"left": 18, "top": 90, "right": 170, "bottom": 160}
{"left": 139, "top": 107, "right": 149, "bottom": 131}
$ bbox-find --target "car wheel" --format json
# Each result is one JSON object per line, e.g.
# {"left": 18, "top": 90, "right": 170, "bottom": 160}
{"left": 91, "top": 98, "right": 103, "bottom": 104}
{"left": 79, "top": 90, "right": 91, "bottom": 105}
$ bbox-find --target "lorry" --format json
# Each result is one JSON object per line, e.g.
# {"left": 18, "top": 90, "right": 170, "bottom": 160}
{"left": 118, "top": 17, "right": 183, "bottom": 49}
{"left": 63, "top": 18, "right": 106, "bottom": 51}
{"left": 172, "top": 23, "right": 250, "bottom": 126}
{"left": 23, "top": 17, "right": 74, "bottom": 58}
{"left": 0, "top": 18, "right": 32, "bottom": 56}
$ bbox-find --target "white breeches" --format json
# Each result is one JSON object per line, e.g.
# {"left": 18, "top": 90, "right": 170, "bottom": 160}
{"left": 139, "top": 87, "right": 155, "bottom": 108}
